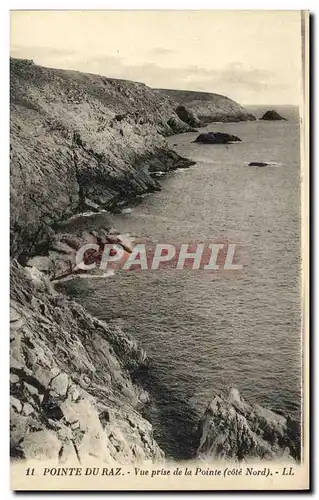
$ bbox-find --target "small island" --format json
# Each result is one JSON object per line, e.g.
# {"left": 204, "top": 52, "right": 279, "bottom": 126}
{"left": 261, "top": 110, "right": 286, "bottom": 121}
{"left": 193, "top": 132, "right": 241, "bottom": 144}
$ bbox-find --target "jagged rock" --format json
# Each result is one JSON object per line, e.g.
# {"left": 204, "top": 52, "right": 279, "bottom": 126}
{"left": 261, "top": 110, "right": 286, "bottom": 121}
{"left": 197, "top": 388, "right": 300, "bottom": 462}
{"left": 10, "top": 307, "right": 21, "bottom": 322}
{"left": 10, "top": 58, "right": 196, "bottom": 258}
{"left": 10, "top": 396, "right": 22, "bottom": 413}
{"left": 167, "top": 115, "right": 197, "bottom": 134}
{"left": 194, "top": 132, "right": 241, "bottom": 144}
{"left": 22, "top": 403, "right": 34, "bottom": 417}
{"left": 10, "top": 260, "right": 163, "bottom": 464}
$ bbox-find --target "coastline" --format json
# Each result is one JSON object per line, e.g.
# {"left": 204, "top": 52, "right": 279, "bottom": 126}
{"left": 10, "top": 59, "right": 300, "bottom": 465}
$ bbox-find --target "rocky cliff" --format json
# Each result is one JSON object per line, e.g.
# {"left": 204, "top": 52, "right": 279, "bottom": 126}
{"left": 156, "top": 89, "right": 256, "bottom": 125}
{"left": 10, "top": 58, "right": 195, "bottom": 259}
{"left": 10, "top": 260, "right": 164, "bottom": 463}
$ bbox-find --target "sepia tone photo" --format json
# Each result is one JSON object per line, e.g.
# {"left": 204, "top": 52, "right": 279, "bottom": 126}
{"left": 9, "top": 10, "right": 309, "bottom": 490}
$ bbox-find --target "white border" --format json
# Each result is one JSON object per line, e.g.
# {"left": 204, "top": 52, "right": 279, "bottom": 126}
{"left": 2, "top": 2, "right": 316, "bottom": 499}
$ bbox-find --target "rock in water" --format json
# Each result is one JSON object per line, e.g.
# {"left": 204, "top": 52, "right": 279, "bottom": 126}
{"left": 197, "top": 388, "right": 300, "bottom": 462}
{"left": 249, "top": 162, "right": 269, "bottom": 167}
{"left": 194, "top": 132, "right": 241, "bottom": 144}
{"left": 261, "top": 110, "right": 286, "bottom": 121}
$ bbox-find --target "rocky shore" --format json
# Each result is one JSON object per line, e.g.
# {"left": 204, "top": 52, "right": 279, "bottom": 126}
{"left": 10, "top": 58, "right": 299, "bottom": 464}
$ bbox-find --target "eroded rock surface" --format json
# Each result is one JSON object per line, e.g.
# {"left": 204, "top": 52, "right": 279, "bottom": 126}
{"left": 197, "top": 389, "right": 300, "bottom": 462}
{"left": 10, "top": 261, "right": 163, "bottom": 464}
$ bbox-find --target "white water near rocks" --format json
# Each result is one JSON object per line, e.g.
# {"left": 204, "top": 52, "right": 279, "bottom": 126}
{"left": 61, "top": 106, "right": 301, "bottom": 459}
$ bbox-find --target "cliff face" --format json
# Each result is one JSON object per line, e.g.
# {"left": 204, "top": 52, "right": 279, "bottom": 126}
{"left": 10, "top": 58, "right": 194, "bottom": 259}
{"left": 197, "top": 389, "right": 300, "bottom": 462}
{"left": 10, "top": 260, "right": 163, "bottom": 463}
{"left": 157, "top": 89, "right": 256, "bottom": 125}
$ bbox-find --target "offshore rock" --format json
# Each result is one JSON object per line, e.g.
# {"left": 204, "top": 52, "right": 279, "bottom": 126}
{"left": 249, "top": 162, "right": 269, "bottom": 167}
{"left": 197, "top": 388, "right": 300, "bottom": 462}
{"left": 261, "top": 110, "right": 286, "bottom": 121}
{"left": 194, "top": 132, "right": 241, "bottom": 144}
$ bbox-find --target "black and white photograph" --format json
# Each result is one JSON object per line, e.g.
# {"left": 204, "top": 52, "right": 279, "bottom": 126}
{"left": 9, "top": 9, "right": 309, "bottom": 491}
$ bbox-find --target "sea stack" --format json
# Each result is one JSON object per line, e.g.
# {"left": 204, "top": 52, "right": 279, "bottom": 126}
{"left": 261, "top": 110, "right": 286, "bottom": 121}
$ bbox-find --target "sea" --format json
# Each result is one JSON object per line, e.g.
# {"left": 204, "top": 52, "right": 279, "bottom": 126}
{"left": 60, "top": 105, "right": 302, "bottom": 459}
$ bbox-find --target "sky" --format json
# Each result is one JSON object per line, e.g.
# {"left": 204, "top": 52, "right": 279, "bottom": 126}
{"left": 10, "top": 10, "right": 303, "bottom": 105}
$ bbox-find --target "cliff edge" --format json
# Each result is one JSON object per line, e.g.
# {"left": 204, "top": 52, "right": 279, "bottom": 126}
{"left": 10, "top": 260, "right": 163, "bottom": 463}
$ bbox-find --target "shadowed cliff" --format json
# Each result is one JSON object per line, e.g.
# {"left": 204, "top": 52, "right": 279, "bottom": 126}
{"left": 10, "top": 58, "right": 299, "bottom": 465}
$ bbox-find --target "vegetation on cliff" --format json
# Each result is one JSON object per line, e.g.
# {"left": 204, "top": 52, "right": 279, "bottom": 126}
{"left": 261, "top": 110, "right": 287, "bottom": 121}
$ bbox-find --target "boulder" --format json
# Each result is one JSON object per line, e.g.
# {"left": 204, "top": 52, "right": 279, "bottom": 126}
{"left": 261, "top": 110, "right": 286, "bottom": 121}
{"left": 194, "top": 132, "right": 241, "bottom": 144}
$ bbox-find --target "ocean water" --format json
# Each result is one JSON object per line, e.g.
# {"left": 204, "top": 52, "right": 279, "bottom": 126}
{"left": 61, "top": 106, "right": 301, "bottom": 459}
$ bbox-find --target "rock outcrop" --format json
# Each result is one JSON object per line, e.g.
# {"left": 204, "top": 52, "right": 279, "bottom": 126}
{"left": 260, "top": 110, "right": 287, "bottom": 121}
{"left": 197, "top": 389, "right": 300, "bottom": 462}
{"left": 175, "top": 105, "right": 201, "bottom": 128}
{"left": 25, "top": 225, "right": 135, "bottom": 282}
{"left": 10, "top": 260, "right": 163, "bottom": 463}
{"left": 194, "top": 132, "right": 241, "bottom": 144}
{"left": 157, "top": 89, "right": 256, "bottom": 125}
